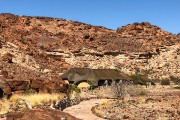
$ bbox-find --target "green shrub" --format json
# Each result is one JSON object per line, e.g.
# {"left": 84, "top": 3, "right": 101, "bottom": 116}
{"left": 152, "top": 79, "right": 161, "bottom": 84}
{"left": 71, "top": 84, "right": 81, "bottom": 93}
{"left": 130, "top": 74, "right": 142, "bottom": 80}
{"left": 139, "top": 89, "right": 148, "bottom": 96}
{"left": 174, "top": 86, "right": 180, "bottom": 89}
{"left": 130, "top": 74, "right": 152, "bottom": 85}
{"left": 161, "top": 79, "right": 170, "bottom": 85}
{"left": 170, "top": 76, "right": 180, "bottom": 85}
{"left": 130, "top": 74, "right": 144, "bottom": 85}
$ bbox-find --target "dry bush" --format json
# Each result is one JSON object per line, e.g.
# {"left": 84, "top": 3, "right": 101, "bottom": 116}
{"left": 110, "top": 81, "right": 148, "bottom": 98}
{"left": 93, "top": 81, "right": 148, "bottom": 99}
{"left": 126, "top": 85, "right": 148, "bottom": 96}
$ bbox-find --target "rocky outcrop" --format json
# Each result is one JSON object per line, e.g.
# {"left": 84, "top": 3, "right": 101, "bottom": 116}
{"left": 177, "top": 33, "right": 180, "bottom": 38}
{"left": 117, "top": 22, "right": 177, "bottom": 52}
{"left": 0, "top": 76, "right": 11, "bottom": 96}
{"left": 6, "top": 108, "right": 81, "bottom": 120}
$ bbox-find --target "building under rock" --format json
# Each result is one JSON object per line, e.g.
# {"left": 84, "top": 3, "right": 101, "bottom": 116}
{"left": 60, "top": 68, "right": 132, "bottom": 87}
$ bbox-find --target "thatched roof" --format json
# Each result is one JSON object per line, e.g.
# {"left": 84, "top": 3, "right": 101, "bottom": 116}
{"left": 60, "top": 68, "right": 92, "bottom": 80}
{"left": 93, "top": 69, "right": 131, "bottom": 80}
{"left": 60, "top": 68, "right": 131, "bottom": 86}
{"left": 119, "top": 72, "right": 132, "bottom": 81}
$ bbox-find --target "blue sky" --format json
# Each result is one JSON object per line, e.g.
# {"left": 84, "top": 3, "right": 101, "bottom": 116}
{"left": 0, "top": 0, "right": 180, "bottom": 34}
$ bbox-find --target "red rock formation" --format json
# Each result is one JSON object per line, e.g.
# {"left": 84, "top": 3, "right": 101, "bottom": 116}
{"left": 177, "top": 33, "right": 180, "bottom": 38}
{"left": 0, "top": 13, "right": 179, "bottom": 93}
{"left": 6, "top": 108, "right": 81, "bottom": 120}
{"left": 0, "top": 76, "right": 11, "bottom": 96}
{"left": 0, "top": 13, "right": 178, "bottom": 54}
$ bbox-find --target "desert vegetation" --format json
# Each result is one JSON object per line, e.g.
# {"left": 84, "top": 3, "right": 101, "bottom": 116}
{"left": 91, "top": 80, "right": 180, "bottom": 120}
{"left": 1, "top": 76, "right": 180, "bottom": 120}
{"left": 0, "top": 93, "right": 65, "bottom": 114}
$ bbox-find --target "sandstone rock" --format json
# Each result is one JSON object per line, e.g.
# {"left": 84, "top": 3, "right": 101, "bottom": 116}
{"left": 43, "top": 69, "right": 52, "bottom": 73}
{"left": 0, "top": 76, "right": 11, "bottom": 96}
{"left": 6, "top": 108, "right": 81, "bottom": 120}
{"left": 6, "top": 80, "right": 29, "bottom": 91}
{"left": 30, "top": 79, "right": 45, "bottom": 91}
{"left": 1, "top": 53, "right": 14, "bottom": 63}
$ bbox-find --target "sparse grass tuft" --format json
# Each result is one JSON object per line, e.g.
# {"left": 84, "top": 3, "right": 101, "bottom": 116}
{"left": 121, "top": 85, "right": 148, "bottom": 97}
{"left": 138, "top": 98, "right": 146, "bottom": 104}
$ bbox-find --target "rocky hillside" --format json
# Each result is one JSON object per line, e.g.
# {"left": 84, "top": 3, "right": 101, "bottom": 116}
{"left": 0, "top": 13, "right": 179, "bottom": 84}
{"left": 177, "top": 33, "right": 180, "bottom": 38}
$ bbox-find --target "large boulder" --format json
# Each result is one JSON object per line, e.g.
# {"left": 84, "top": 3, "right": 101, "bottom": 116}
{"left": 0, "top": 76, "right": 11, "bottom": 97}
{"left": 30, "top": 77, "right": 67, "bottom": 93}
{"left": 6, "top": 80, "right": 29, "bottom": 91}
{"left": 30, "top": 79, "right": 47, "bottom": 92}
{"left": 6, "top": 108, "right": 81, "bottom": 120}
{"left": 42, "top": 80, "right": 67, "bottom": 93}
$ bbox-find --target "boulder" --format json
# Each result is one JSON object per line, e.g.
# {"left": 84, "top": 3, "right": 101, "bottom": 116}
{"left": 6, "top": 108, "right": 81, "bottom": 120}
{"left": 0, "top": 76, "right": 11, "bottom": 96}
{"left": 30, "top": 79, "right": 46, "bottom": 91}
{"left": 42, "top": 80, "right": 67, "bottom": 93}
{"left": 6, "top": 80, "right": 29, "bottom": 91}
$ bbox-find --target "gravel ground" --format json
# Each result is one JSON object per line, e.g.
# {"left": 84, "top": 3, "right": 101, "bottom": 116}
{"left": 93, "top": 88, "right": 180, "bottom": 120}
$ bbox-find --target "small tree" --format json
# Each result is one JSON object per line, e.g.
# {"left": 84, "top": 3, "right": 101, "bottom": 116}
{"left": 130, "top": 74, "right": 145, "bottom": 85}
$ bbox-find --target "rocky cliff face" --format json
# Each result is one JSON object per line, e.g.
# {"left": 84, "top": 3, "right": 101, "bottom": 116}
{"left": 0, "top": 13, "right": 179, "bottom": 90}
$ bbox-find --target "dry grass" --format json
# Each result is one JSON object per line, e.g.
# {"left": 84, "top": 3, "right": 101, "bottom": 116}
{"left": 77, "top": 82, "right": 90, "bottom": 88}
{"left": 20, "top": 93, "right": 65, "bottom": 107}
{"left": 0, "top": 93, "right": 65, "bottom": 114}
{"left": 0, "top": 99, "right": 10, "bottom": 114}
{"left": 64, "top": 80, "right": 69, "bottom": 84}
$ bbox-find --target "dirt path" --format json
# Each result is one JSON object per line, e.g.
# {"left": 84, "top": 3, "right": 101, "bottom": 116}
{"left": 64, "top": 99, "right": 106, "bottom": 120}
